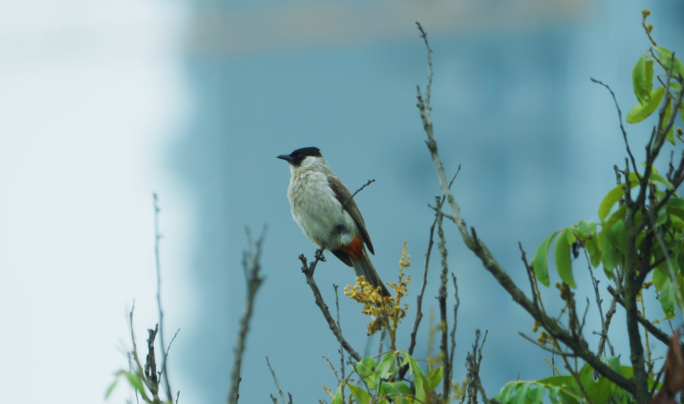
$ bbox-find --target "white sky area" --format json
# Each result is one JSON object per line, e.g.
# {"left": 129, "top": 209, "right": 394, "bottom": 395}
{"left": 0, "top": 1, "right": 194, "bottom": 402}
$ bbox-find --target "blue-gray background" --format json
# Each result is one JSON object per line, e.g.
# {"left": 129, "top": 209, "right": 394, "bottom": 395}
{"left": 1, "top": 1, "right": 683, "bottom": 403}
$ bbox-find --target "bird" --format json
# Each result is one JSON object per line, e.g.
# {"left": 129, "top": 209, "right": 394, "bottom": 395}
{"left": 277, "top": 147, "right": 391, "bottom": 297}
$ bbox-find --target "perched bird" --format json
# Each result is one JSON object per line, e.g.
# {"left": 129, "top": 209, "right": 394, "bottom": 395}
{"left": 278, "top": 147, "right": 390, "bottom": 297}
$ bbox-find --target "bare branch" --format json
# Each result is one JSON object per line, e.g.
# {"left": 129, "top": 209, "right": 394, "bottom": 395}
{"left": 341, "top": 179, "right": 375, "bottom": 210}
{"left": 465, "top": 330, "right": 490, "bottom": 404}
{"left": 584, "top": 240, "right": 615, "bottom": 358}
{"left": 408, "top": 166, "right": 460, "bottom": 358}
{"left": 300, "top": 251, "right": 362, "bottom": 362}
{"left": 166, "top": 328, "right": 181, "bottom": 358}
{"left": 152, "top": 194, "right": 173, "bottom": 401}
{"left": 607, "top": 285, "right": 670, "bottom": 345}
{"left": 333, "top": 284, "right": 345, "bottom": 401}
{"left": 519, "top": 243, "right": 538, "bottom": 310}
{"left": 518, "top": 333, "right": 577, "bottom": 357}
{"left": 436, "top": 196, "right": 452, "bottom": 403}
{"left": 144, "top": 325, "right": 160, "bottom": 400}
{"left": 590, "top": 79, "right": 640, "bottom": 177}
{"left": 266, "top": 357, "right": 289, "bottom": 404}
{"left": 228, "top": 227, "right": 267, "bottom": 404}
{"left": 449, "top": 273, "right": 459, "bottom": 384}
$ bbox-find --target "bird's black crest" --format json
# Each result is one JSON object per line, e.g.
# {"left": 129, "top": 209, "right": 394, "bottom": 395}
{"left": 291, "top": 147, "right": 321, "bottom": 158}
{"left": 277, "top": 147, "right": 322, "bottom": 166}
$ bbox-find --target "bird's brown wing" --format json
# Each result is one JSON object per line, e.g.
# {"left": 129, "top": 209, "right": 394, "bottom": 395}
{"left": 327, "top": 175, "right": 374, "bottom": 255}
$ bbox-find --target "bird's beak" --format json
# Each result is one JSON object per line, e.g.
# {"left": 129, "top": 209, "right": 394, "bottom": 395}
{"left": 277, "top": 154, "right": 294, "bottom": 162}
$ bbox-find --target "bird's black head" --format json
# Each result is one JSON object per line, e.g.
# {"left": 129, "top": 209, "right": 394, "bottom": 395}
{"left": 277, "top": 147, "right": 322, "bottom": 166}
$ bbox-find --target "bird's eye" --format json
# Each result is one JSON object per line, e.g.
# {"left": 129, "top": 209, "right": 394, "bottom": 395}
{"left": 297, "top": 154, "right": 303, "bottom": 159}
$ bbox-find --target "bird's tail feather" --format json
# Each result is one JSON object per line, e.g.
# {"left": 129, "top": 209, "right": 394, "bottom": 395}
{"left": 350, "top": 250, "right": 391, "bottom": 297}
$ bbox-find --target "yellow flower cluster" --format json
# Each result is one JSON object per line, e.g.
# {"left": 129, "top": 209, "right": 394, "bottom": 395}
{"left": 344, "top": 242, "right": 412, "bottom": 350}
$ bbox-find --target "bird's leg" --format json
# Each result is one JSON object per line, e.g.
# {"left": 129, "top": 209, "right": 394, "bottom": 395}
{"left": 314, "top": 248, "right": 326, "bottom": 262}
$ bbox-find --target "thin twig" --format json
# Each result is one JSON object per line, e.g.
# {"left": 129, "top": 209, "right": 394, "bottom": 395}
{"left": 436, "top": 195, "right": 452, "bottom": 403}
{"left": 341, "top": 179, "right": 375, "bottom": 210}
{"left": 519, "top": 243, "right": 538, "bottom": 310}
{"left": 128, "top": 303, "right": 153, "bottom": 403}
{"left": 378, "top": 329, "right": 386, "bottom": 357}
{"left": 607, "top": 285, "right": 670, "bottom": 345}
{"left": 590, "top": 79, "right": 639, "bottom": 177}
{"left": 322, "top": 355, "right": 339, "bottom": 382}
{"left": 300, "top": 252, "right": 362, "bottom": 362}
{"left": 408, "top": 166, "right": 460, "bottom": 358}
{"left": 144, "top": 325, "right": 160, "bottom": 400}
{"left": 584, "top": 249, "right": 613, "bottom": 357}
{"left": 642, "top": 11, "right": 657, "bottom": 47}
{"left": 228, "top": 227, "right": 267, "bottom": 404}
{"left": 450, "top": 272, "right": 459, "bottom": 390}
{"left": 266, "top": 357, "right": 288, "bottom": 404}
{"left": 518, "top": 333, "right": 577, "bottom": 357}
{"left": 466, "top": 330, "right": 490, "bottom": 404}
{"left": 166, "top": 328, "right": 181, "bottom": 357}
{"left": 152, "top": 194, "right": 173, "bottom": 401}
{"left": 333, "top": 284, "right": 345, "bottom": 401}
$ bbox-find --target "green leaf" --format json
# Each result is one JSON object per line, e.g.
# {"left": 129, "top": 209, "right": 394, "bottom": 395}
{"left": 105, "top": 378, "right": 119, "bottom": 399}
{"left": 600, "top": 356, "right": 621, "bottom": 371}
{"left": 600, "top": 230, "right": 621, "bottom": 273}
{"left": 355, "top": 357, "right": 376, "bottom": 379}
{"left": 349, "top": 384, "right": 371, "bottom": 404}
{"left": 558, "top": 388, "right": 581, "bottom": 404}
{"left": 667, "top": 197, "right": 684, "bottom": 218}
{"left": 599, "top": 175, "right": 640, "bottom": 222}
{"left": 405, "top": 354, "right": 428, "bottom": 403}
{"left": 510, "top": 383, "right": 529, "bottom": 404}
{"left": 619, "top": 365, "right": 634, "bottom": 379}
{"left": 375, "top": 352, "right": 396, "bottom": 380}
{"left": 386, "top": 381, "right": 413, "bottom": 396}
{"left": 528, "top": 384, "right": 546, "bottom": 404}
{"left": 124, "top": 372, "right": 146, "bottom": 396}
{"left": 633, "top": 53, "right": 654, "bottom": 103}
{"left": 555, "top": 228, "right": 576, "bottom": 288}
{"left": 584, "top": 235, "right": 601, "bottom": 268}
{"left": 577, "top": 220, "right": 591, "bottom": 239}
{"left": 548, "top": 386, "right": 561, "bottom": 402}
{"left": 379, "top": 382, "right": 411, "bottom": 404}
{"left": 537, "top": 376, "right": 583, "bottom": 404}
{"left": 653, "top": 264, "right": 667, "bottom": 290}
{"left": 586, "top": 377, "right": 612, "bottom": 404}
{"left": 654, "top": 46, "right": 684, "bottom": 79}
{"left": 428, "top": 366, "right": 443, "bottom": 390}
{"left": 627, "top": 87, "right": 665, "bottom": 123}
{"left": 607, "top": 220, "right": 626, "bottom": 252}
{"left": 663, "top": 100, "right": 676, "bottom": 145}
{"left": 496, "top": 383, "right": 517, "bottom": 404}
{"left": 587, "top": 220, "right": 597, "bottom": 235}
{"left": 533, "top": 231, "right": 560, "bottom": 287}
{"left": 603, "top": 206, "right": 627, "bottom": 231}
{"left": 655, "top": 204, "right": 669, "bottom": 227}
{"left": 651, "top": 171, "right": 675, "bottom": 190}
{"left": 331, "top": 383, "right": 347, "bottom": 404}
{"left": 579, "top": 364, "right": 597, "bottom": 392}
{"left": 660, "top": 278, "right": 675, "bottom": 318}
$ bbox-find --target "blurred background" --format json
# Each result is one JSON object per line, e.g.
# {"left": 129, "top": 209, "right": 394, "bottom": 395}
{"left": 1, "top": 0, "right": 683, "bottom": 403}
